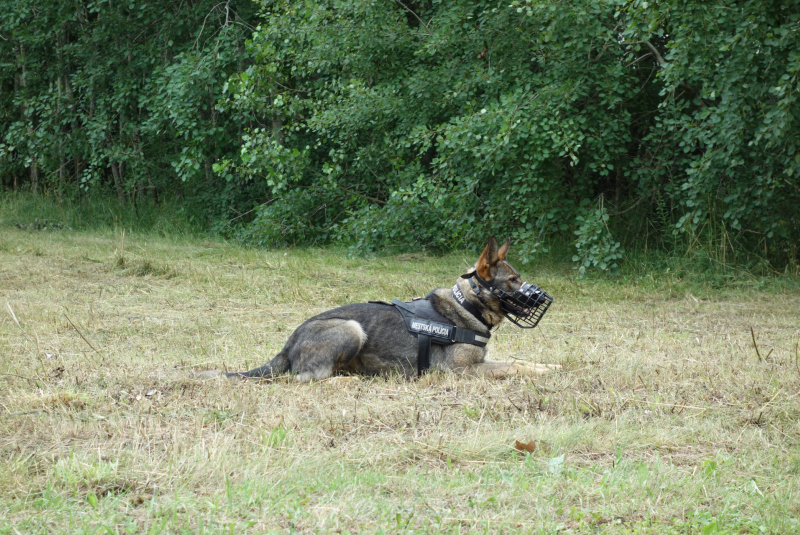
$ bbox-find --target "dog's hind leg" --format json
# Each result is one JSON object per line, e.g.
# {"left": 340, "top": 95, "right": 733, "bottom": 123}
{"left": 290, "top": 319, "right": 366, "bottom": 382}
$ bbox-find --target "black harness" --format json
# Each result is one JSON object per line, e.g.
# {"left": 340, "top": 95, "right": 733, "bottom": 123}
{"left": 371, "top": 289, "right": 490, "bottom": 375}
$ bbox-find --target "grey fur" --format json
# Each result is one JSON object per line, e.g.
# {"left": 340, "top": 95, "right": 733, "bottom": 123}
{"left": 225, "top": 237, "right": 559, "bottom": 381}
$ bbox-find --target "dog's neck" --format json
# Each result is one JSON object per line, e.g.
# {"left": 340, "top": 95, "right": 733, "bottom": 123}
{"left": 453, "top": 277, "right": 504, "bottom": 328}
{"left": 451, "top": 283, "right": 490, "bottom": 329}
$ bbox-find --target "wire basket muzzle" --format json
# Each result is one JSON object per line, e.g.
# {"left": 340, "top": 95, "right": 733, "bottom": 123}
{"left": 497, "top": 282, "right": 553, "bottom": 329}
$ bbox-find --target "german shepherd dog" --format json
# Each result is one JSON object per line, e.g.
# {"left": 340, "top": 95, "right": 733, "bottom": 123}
{"left": 220, "top": 237, "right": 558, "bottom": 381}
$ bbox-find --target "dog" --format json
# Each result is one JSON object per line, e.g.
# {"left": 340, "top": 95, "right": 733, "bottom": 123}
{"left": 219, "top": 237, "right": 559, "bottom": 381}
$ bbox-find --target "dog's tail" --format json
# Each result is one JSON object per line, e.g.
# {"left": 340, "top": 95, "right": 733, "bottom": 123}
{"left": 225, "top": 351, "right": 290, "bottom": 379}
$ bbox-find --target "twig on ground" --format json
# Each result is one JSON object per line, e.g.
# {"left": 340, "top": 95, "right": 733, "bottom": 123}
{"left": 750, "top": 327, "right": 762, "bottom": 361}
{"left": 620, "top": 398, "right": 712, "bottom": 411}
{"left": 3, "top": 410, "right": 44, "bottom": 418}
{"left": 442, "top": 517, "right": 527, "bottom": 527}
{"left": 6, "top": 303, "right": 40, "bottom": 355}
{"left": 64, "top": 313, "right": 101, "bottom": 357}
{"left": 6, "top": 302, "right": 21, "bottom": 328}
{"left": 794, "top": 340, "right": 800, "bottom": 379}
{"left": 0, "top": 373, "right": 37, "bottom": 385}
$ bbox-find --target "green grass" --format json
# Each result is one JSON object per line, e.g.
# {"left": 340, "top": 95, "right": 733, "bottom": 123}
{"left": 0, "top": 190, "right": 200, "bottom": 236}
{"left": 1, "top": 219, "right": 800, "bottom": 533}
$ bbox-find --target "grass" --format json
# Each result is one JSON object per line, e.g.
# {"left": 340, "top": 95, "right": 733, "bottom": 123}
{"left": 0, "top": 191, "right": 200, "bottom": 236}
{"left": 1, "top": 223, "right": 799, "bottom": 534}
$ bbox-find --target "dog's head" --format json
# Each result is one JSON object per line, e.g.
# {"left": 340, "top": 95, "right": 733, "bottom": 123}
{"left": 476, "top": 235, "right": 523, "bottom": 295}
{"left": 465, "top": 236, "right": 552, "bottom": 328}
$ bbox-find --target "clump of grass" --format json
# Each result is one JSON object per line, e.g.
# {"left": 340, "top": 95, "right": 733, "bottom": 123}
{"left": 41, "top": 391, "right": 88, "bottom": 410}
{"left": 110, "top": 230, "right": 179, "bottom": 278}
{"left": 128, "top": 259, "right": 178, "bottom": 279}
{"left": 115, "top": 257, "right": 179, "bottom": 279}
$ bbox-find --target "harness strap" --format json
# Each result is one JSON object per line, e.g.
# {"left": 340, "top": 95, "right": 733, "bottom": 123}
{"left": 417, "top": 334, "right": 431, "bottom": 375}
{"left": 387, "top": 298, "right": 490, "bottom": 375}
{"left": 391, "top": 299, "right": 415, "bottom": 314}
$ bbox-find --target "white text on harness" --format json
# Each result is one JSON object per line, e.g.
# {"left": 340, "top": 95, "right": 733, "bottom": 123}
{"left": 410, "top": 319, "right": 452, "bottom": 339}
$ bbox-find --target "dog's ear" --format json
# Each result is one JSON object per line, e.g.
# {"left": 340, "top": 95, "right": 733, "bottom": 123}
{"left": 497, "top": 238, "right": 510, "bottom": 261}
{"left": 477, "top": 236, "right": 500, "bottom": 279}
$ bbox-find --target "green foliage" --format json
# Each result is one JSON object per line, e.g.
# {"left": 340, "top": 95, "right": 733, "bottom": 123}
{"left": 2, "top": 0, "right": 799, "bottom": 274}
{"left": 572, "top": 199, "right": 624, "bottom": 277}
{"left": 0, "top": 0, "right": 264, "bottom": 228}
{"left": 221, "top": 0, "right": 799, "bottom": 272}
{"left": 225, "top": 0, "right": 646, "bottom": 265}
{"left": 624, "top": 0, "right": 800, "bottom": 263}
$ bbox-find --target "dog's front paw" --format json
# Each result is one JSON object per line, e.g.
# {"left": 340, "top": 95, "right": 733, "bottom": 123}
{"left": 507, "top": 362, "right": 562, "bottom": 377}
{"left": 465, "top": 360, "right": 561, "bottom": 378}
{"left": 528, "top": 362, "right": 562, "bottom": 374}
{"left": 325, "top": 375, "right": 362, "bottom": 386}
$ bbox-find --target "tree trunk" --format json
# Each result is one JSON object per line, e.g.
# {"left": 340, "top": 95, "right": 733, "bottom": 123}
{"left": 19, "top": 45, "right": 38, "bottom": 192}
{"left": 57, "top": 75, "right": 65, "bottom": 202}
{"left": 30, "top": 163, "right": 39, "bottom": 193}
{"left": 205, "top": 159, "right": 213, "bottom": 186}
{"left": 146, "top": 166, "right": 157, "bottom": 202}
{"left": 75, "top": 155, "right": 84, "bottom": 184}
{"left": 111, "top": 162, "right": 125, "bottom": 201}
{"left": 272, "top": 115, "right": 284, "bottom": 146}
{"left": 64, "top": 34, "right": 83, "bottom": 187}
{"left": 113, "top": 112, "right": 126, "bottom": 201}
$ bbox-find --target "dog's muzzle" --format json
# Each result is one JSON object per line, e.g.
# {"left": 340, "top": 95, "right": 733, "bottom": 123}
{"left": 464, "top": 273, "right": 553, "bottom": 329}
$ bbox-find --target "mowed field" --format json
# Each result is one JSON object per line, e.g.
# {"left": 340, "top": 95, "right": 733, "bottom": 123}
{"left": 1, "top": 228, "right": 799, "bottom": 534}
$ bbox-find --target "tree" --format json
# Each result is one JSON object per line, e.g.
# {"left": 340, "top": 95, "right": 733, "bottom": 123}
{"left": 0, "top": 0, "right": 264, "bottom": 227}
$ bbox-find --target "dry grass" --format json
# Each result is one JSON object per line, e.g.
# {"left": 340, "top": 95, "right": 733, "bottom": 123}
{"left": 1, "top": 227, "right": 799, "bottom": 534}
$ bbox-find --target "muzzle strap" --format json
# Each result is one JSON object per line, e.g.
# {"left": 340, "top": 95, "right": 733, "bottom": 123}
{"left": 461, "top": 271, "right": 492, "bottom": 289}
